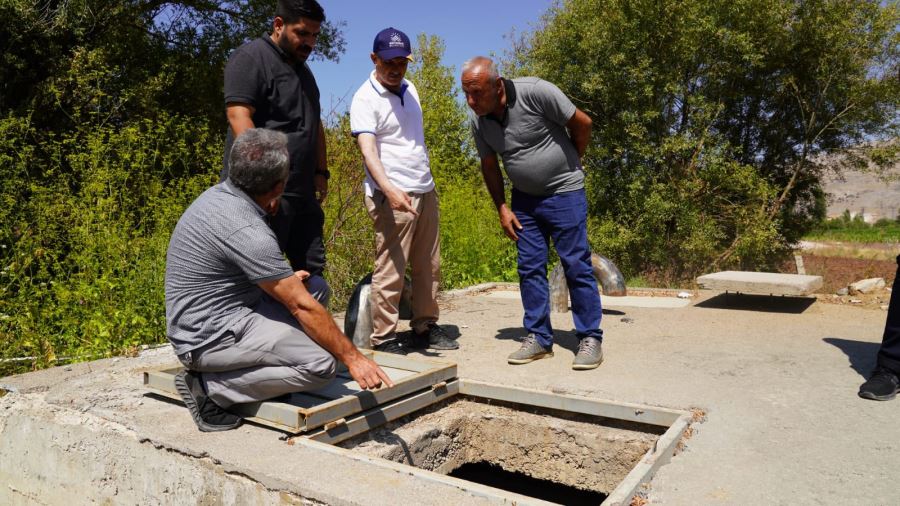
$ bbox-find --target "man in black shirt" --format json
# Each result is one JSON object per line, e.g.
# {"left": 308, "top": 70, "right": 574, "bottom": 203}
{"left": 222, "top": 0, "right": 331, "bottom": 304}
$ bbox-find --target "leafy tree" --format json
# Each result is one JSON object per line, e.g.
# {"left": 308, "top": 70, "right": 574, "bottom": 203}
{"left": 1, "top": 0, "right": 345, "bottom": 128}
{"left": 407, "top": 34, "right": 475, "bottom": 180}
{"left": 506, "top": 0, "right": 899, "bottom": 282}
{"left": 407, "top": 34, "right": 519, "bottom": 287}
{"left": 0, "top": 0, "right": 348, "bottom": 372}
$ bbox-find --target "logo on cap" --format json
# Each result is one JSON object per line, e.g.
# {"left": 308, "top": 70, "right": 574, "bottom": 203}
{"left": 374, "top": 27, "right": 411, "bottom": 59}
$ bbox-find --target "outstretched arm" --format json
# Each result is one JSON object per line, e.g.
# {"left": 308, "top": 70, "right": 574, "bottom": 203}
{"left": 258, "top": 275, "right": 393, "bottom": 390}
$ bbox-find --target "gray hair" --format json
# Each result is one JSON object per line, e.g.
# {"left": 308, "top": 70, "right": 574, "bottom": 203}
{"left": 229, "top": 129, "right": 290, "bottom": 198}
{"left": 462, "top": 56, "right": 499, "bottom": 83}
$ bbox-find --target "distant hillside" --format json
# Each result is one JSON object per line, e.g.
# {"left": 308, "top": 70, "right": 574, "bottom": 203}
{"left": 819, "top": 146, "right": 900, "bottom": 222}
{"left": 822, "top": 170, "right": 900, "bottom": 221}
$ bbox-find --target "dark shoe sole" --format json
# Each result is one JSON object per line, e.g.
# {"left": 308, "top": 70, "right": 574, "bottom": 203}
{"left": 174, "top": 371, "right": 242, "bottom": 432}
{"left": 508, "top": 351, "right": 554, "bottom": 365}
{"left": 858, "top": 389, "right": 898, "bottom": 401}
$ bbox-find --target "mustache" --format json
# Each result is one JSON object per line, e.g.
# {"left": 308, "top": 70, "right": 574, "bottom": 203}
{"left": 298, "top": 45, "right": 313, "bottom": 53}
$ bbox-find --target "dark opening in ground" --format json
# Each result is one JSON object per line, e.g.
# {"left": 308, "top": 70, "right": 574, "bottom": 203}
{"left": 341, "top": 398, "right": 658, "bottom": 499}
{"left": 448, "top": 461, "right": 607, "bottom": 505}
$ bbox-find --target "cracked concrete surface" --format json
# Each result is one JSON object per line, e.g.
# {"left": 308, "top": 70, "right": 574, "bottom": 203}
{"left": 1, "top": 288, "right": 898, "bottom": 505}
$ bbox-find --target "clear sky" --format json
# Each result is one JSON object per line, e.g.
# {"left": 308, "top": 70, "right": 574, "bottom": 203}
{"left": 307, "top": 1, "right": 554, "bottom": 114}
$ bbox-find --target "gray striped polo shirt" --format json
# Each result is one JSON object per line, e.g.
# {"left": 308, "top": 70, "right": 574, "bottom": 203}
{"left": 165, "top": 180, "right": 293, "bottom": 355}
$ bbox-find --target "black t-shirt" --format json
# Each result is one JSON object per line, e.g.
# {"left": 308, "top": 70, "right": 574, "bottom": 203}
{"left": 223, "top": 36, "right": 321, "bottom": 199}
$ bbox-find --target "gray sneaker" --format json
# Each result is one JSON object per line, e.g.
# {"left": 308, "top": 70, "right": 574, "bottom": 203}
{"left": 507, "top": 334, "right": 554, "bottom": 365}
{"left": 572, "top": 337, "right": 603, "bottom": 370}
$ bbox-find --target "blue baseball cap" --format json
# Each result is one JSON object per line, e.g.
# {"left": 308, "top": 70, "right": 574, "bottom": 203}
{"left": 373, "top": 27, "right": 412, "bottom": 61}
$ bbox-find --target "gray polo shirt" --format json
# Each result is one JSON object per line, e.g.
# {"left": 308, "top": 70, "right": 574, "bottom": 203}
{"left": 469, "top": 77, "right": 584, "bottom": 196}
{"left": 165, "top": 180, "right": 294, "bottom": 355}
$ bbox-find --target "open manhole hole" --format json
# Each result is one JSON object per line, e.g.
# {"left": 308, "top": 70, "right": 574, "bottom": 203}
{"left": 337, "top": 396, "right": 665, "bottom": 505}
{"left": 146, "top": 353, "right": 691, "bottom": 505}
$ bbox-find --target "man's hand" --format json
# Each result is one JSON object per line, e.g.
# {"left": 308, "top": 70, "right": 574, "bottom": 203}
{"left": 382, "top": 185, "right": 418, "bottom": 215}
{"left": 345, "top": 354, "right": 394, "bottom": 390}
{"left": 355, "top": 134, "right": 417, "bottom": 215}
{"left": 314, "top": 173, "right": 328, "bottom": 203}
{"left": 498, "top": 204, "right": 522, "bottom": 241}
{"left": 259, "top": 274, "right": 395, "bottom": 391}
{"left": 294, "top": 270, "right": 310, "bottom": 281}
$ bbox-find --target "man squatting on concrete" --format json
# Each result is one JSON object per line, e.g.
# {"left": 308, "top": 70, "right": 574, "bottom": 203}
{"left": 165, "top": 129, "right": 392, "bottom": 432}
{"left": 461, "top": 57, "right": 605, "bottom": 370}
{"left": 222, "top": 0, "right": 331, "bottom": 304}
{"left": 349, "top": 27, "right": 456, "bottom": 355}
{"left": 858, "top": 254, "right": 900, "bottom": 401}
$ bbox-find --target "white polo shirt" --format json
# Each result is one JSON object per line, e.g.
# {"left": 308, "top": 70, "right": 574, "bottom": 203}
{"left": 350, "top": 71, "right": 435, "bottom": 197}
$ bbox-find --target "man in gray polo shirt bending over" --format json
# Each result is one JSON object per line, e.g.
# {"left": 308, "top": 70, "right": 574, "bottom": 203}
{"left": 461, "top": 57, "right": 604, "bottom": 370}
{"left": 165, "top": 128, "right": 392, "bottom": 432}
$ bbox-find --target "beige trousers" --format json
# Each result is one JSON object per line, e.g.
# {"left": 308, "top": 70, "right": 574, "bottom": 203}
{"left": 364, "top": 189, "right": 440, "bottom": 345}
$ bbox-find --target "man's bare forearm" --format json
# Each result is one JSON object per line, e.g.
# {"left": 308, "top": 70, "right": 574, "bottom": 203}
{"left": 567, "top": 108, "right": 593, "bottom": 159}
{"left": 480, "top": 156, "right": 507, "bottom": 210}
{"left": 260, "top": 277, "right": 359, "bottom": 363}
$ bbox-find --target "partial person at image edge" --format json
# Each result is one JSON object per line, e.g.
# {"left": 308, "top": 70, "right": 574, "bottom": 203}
{"left": 859, "top": 254, "right": 900, "bottom": 401}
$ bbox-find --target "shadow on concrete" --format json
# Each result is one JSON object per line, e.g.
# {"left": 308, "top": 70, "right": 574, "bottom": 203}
{"left": 494, "top": 327, "right": 528, "bottom": 342}
{"left": 823, "top": 337, "right": 879, "bottom": 379}
{"left": 694, "top": 293, "right": 816, "bottom": 313}
{"left": 555, "top": 308, "right": 625, "bottom": 316}
{"left": 495, "top": 327, "right": 579, "bottom": 355}
{"left": 440, "top": 324, "right": 462, "bottom": 340}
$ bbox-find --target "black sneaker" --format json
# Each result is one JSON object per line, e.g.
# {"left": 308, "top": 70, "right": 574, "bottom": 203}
{"left": 373, "top": 338, "right": 408, "bottom": 355}
{"left": 858, "top": 367, "right": 900, "bottom": 401}
{"left": 174, "top": 370, "right": 243, "bottom": 432}
{"left": 414, "top": 323, "right": 459, "bottom": 350}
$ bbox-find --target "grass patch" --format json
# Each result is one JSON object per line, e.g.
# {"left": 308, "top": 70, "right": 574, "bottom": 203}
{"left": 805, "top": 214, "right": 900, "bottom": 243}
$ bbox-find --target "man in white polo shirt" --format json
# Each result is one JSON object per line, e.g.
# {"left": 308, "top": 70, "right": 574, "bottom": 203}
{"left": 349, "top": 27, "right": 456, "bottom": 355}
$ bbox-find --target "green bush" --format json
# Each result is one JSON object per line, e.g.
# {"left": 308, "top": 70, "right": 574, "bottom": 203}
{"left": 0, "top": 114, "right": 217, "bottom": 374}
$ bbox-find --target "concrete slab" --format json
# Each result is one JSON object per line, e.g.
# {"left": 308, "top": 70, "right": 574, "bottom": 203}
{"left": 2, "top": 289, "right": 898, "bottom": 505}
{"left": 696, "top": 270, "right": 824, "bottom": 296}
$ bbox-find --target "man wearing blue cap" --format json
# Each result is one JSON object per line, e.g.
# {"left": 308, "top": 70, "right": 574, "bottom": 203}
{"left": 349, "top": 28, "right": 456, "bottom": 355}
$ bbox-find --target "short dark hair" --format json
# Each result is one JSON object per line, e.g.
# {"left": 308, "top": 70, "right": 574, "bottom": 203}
{"left": 229, "top": 129, "right": 290, "bottom": 198}
{"left": 275, "top": 0, "right": 325, "bottom": 24}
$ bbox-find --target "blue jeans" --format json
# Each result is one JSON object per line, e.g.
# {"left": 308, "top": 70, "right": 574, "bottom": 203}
{"left": 512, "top": 188, "right": 603, "bottom": 349}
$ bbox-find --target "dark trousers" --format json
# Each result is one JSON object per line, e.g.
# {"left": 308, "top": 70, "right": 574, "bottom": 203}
{"left": 269, "top": 195, "right": 326, "bottom": 276}
{"left": 512, "top": 188, "right": 603, "bottom": 349}
{"left": 877, "top": 255, "right": 900, "bottom": 374}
